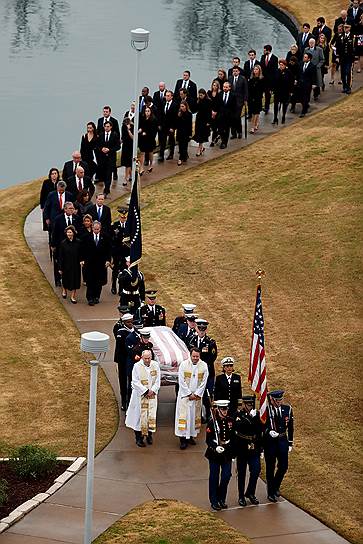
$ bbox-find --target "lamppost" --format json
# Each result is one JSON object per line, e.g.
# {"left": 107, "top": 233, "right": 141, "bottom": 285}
{"left": 80, "top": 331, "right": 110, "bottom": 544}
{"left": 130, "top": 28, "right": 150, "bottom": 191}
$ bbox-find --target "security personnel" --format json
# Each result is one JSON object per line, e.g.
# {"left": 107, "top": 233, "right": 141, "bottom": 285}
{"left": 111, "top": 207, "right": 130, "bottom": 294}
{"left": 177, "top": 313, "right": 198, "bottom": 346}
{"left": 114, "top": 313, "right": 136, "bottom": 410}
{"left": 140, "top": 289, "right": 166, "bottom": 326}
{"left": 234, "top": 395, "right": 263, "bottom": 506}
{"left": 112, "top": 304, "right": 129, "bottom": 340}
{"left": 205, "top": 400, "right": 234, "bottom": 511}
{"left": 264, "top": 389, "right": 294, "bottom": 502}
{"left": 214, "top": 357, "right": 242, "bottom": 415}
{"left": 190, "top": 318, "right": 217, "bottom": 421}
{"left": 118, "top": 256, "right": 145, "bottom": 314}
{"left": 172, "top": 303, "right": 196, "bottom": 334}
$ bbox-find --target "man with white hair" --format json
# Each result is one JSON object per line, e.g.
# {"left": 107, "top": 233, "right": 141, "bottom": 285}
{"left": 67, "top": 165, "right": 94, "bottom": 200}
{"left": 125, "top": 350, "right": 161, "bottom": 447}
{"left": 175, "top": 347, "right": 208, "bottom": 449}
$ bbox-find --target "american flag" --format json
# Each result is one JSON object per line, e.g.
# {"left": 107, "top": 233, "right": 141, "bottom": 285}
{"left": 248, "top": 285, "right": 268, "bottom": 423}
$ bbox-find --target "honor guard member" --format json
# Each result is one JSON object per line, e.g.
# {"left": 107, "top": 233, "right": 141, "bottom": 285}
{"left": 172, "top": 303, "right": 196, "bottom": 334}
{"left": 214, "top": 357, "right": 242, "bottom": 415}
{"left": 112, "top": 304, "right": 129, "bottom": 340}
{"left": 140, "top": 289, "right": 166, "bottom": 327}
{"left": 205, "top": 400, "right": 234, "bottom": 511}
{"left": 125, "top": 321, "right": 145, "bottom": 406}
{"left": 114, "top": 313, "right": 135, "bottom": 410}
{"left": 190, "top": 319, "right": 217, "bottom": 421}
{"left": 234, "top": 395, "right": 263, "bottom": 506}
{"left": 177, "top": 313, "right": 198, "bottom": 346}
{"left": 118, "top": 256, "right": 145, "bottom": 314}
{"left": 264, "top": 389, "right": 294, "bottom": 502}
{"left": 111, "top": 207, "right": 130, "bottom": 294}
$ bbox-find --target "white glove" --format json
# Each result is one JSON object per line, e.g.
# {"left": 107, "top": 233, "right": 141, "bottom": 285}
{"left": 260, "top": 452, "right": 264, "bottom": 459}
{"left": 216, "top": 446, "right": 225, "bottom": 454}
{"left": 289, "top": 445, "right": 293, "bottom": 453}
{"left": 269, "top": 430, "right": 279, "bottom": 438}
{"left": 249, "top": 409, "right": 257, "bottom": 417}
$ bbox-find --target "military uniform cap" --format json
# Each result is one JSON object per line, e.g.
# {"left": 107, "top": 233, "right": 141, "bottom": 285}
{"left": 145, "top": 289, "right": 158, "bottom": 298}
{"left": 117, "top": 304, "right": 129, "bottom": 313}
{"left": 186, "top": 314, "right": 197, "bottom": 322}
{"left": 213, "top": 399, "right": 230, "bottom": 408}
{"left": 268, "top": 389, "right": 285, "bottom": 400}
{"left": 121, "top": 313, "right": 134, "bottom": 322}
{"left": 195, "top": 318, "right": 209, "bottom": 328}
{"left": 221, "top": 356, "right": 234, "bottom": 366}
{"left": 139, "top": 328, "right": 151, "bottom": 337}
{"left": 117, "top": 206, "right": 128, "bottom": 214}
{"left": 182, "top": 304, "right": 196, "bottom": 313}
{"left": 242, "top": 395, "right": 256, "bottom": 404}
{"left": 134, "top": 320, "right": 144, "bottom": 329}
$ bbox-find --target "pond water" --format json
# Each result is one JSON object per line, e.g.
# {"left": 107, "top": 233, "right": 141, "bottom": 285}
{"left": 0, "top": 0, "right": 294, "bottom": 188}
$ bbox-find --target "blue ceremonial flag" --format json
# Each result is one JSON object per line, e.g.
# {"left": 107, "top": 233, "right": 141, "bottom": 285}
{"left": 126, "top": 175, "right": 142, "bottom": 273}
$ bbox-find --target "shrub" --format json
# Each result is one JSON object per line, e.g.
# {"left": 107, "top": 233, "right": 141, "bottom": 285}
{"left": 10, "top": 445, "right": 57, "bottom": 480}
{"left": 0, "top": 478, "right": 8, "bottom": 506}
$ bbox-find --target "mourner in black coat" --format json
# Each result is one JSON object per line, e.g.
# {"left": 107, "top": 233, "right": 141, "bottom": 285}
{"left": 243, "top": 50, "right": 261, "bottom": 80}
{"left": 50, "top": 202, "right": 81, "bottom": 286}
{"left": 291, "top": 52, "right": 316, "bottom": 116}
{"left": 96, "top": 121, "right": 120, "bottom": 194}
{"left": 272, "top": 61, "right": 294, "bottom": 124}
{"left": 260, "top": 45, "right": 279, "bottom": 113}
{"left": 40, "top": 168, "right": 60, "bottom": 232}
{"left": 215, "top": 82, "right": 237, "bottom": 148}
{"left": 67, "top": 167, "right": 94, "bottom": 201}
{"left": 80, "top": 122, "right": 99, "bottom": 179}
{"left": 158, "top": 91, "right": 179, "bottom": 161}
{"left": 228, "top": 68, "right": 248, "bottom": 138}
{"left": 176, "top": 102, "right": 193, "bottom": 164}
{"left": 43, "top": 184, "right": 74, "bottom": 228}
{"left": 62, "top": 151, "right": 89, "bottom": 184}
{"left": 174, "top": 70, "right": 198, "bottom": 110}
{"left": 89, "top": 194, "right": 112, "bottom": 234}
{"left": 58, "top": 228, "right": 83, "bottom": 294}
{"left": 82, "top": 222, "right": 111, "bottom": 305}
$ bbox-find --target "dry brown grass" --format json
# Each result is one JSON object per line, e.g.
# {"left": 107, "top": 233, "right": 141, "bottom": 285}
{"left": 0, "top": 179, "right": 118, "bottom": 456}
{"left": 274, "top": 0, "right": 346, "bottom": 28}
{"left": 112, "top": 90, "right": 363, "bottom": 543}
{"left": 94, "top": 500, "right": 251, "bottom": 544}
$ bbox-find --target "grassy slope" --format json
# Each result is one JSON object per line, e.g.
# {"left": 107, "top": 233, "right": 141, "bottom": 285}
{"left": 112, "top": 90, "right": 363, "bottom": 543}
{"left": 0, "top": 179, "right": 118, "bottom": 455}
{"left": 274, "top": 0, "right": 345, "bottom": 27}
{"left": 94, "top": 500, "right": 251, "bottom": 544}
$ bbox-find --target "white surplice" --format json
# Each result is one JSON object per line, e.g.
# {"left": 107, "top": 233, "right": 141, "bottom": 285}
{"left": 125, "top": 360, "right": 161, "bottom": 432}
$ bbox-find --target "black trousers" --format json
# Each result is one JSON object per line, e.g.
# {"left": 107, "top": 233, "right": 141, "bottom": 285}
{"left": 86, "top": 280, "right": 102, "bottom": 302}
{"left": 159, "top": 128, "right": 175, "bottom": 158}
{"left": 273, "top": 100, "right": 289, "bottom": 120}
{"left": 111, "top": 255, "right": 126, "bottom": 290}
{"left": 218, "top": 120, "right": 231, "bottom": 146}
{"left": 99, "top": 158, "right": 114, "bottom": 194}
{"left": 263, "top": 86, "right": 273, "bottom": 111}
{"left": 117, "top": 360, "right": 128, "bottom": 409}
{"left": 178, "top": 136, "right": 189, "bottom": 161}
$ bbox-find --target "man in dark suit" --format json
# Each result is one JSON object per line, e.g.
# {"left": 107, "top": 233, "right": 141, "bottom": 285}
{"left": 214, "top": 357, "right": 242, "bottom": 415}
{"left": 67, "top": 165, "right": 94, "bottom": 201}
{"left": 228, "top": 67, "right": 248, "bottom": 139}
{"left": 216, "top": 81, "right": 237, "bottom": 149}
{"left": 157, "top": 90, "right": 178, "bottom": 161}
{"left": 153, "top": 82, "right": 166, "bottom": 152}
{"left": 138, "top": 86, "right": 152, "bottom": 114}
{"left": 43, "top": 181, "right": 74, "bottom": 230}
{"left": 139, "top": 289, "right": 166, "bottom": 327}
{"left": 97, "top": 105, "right": 120, "bottom": 181}
{"left": 97, "top": 120, "right": 120, "bottom": 195}
{"left": 174, "top": 70, "right": 197, "bottom": 109}
{"left": 335, "top": 23, "right": 356, "bottom": 93}
{"left": 243, "top": 50, "right": 260, "bottom": 80}
{"left": 334, "top": 10, "right": 349, "bottom": 33}
{"left": 297, "top": 23, "right": 314, "bottom": 55}
{"left": 62, "top": 151, "right": 89, "bottom": 184}
{"left": 312, "top": 16, "right": 332, "bottom": 43}
{"left": 260, "top": 45, "right": 279, "bottom": 113}
{"left": 227, "top": 56, "right": 243, "bottom": 78}
{"left": 50, "top": 201, "right": 81, "bottom": 286}
{"left": 292, "top": 52, "right": 316, "bottom": 117}
{"left": 82, "top": 221, "right": 111, "bottom": 305}
{"left": 348, "top": 0, "right": 363, "bottom": 30}
{"left": 89, "top": 193, "right": 112, "bottom": 234}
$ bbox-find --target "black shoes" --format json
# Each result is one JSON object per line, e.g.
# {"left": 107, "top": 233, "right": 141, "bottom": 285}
{"left": 272, "top": 118, "right": 278, "bottom": 125}
{"left": 166, "top": 155, "right": 173, "bottom": 160}
{"left": 211, "top": 503, "right": 221, "bottom": 511}
{"left": 188, "top": 437, "right": 196, "bottom": 445}
{"left": 94, "top": 298, "right": 99, "bottom": 304}
{"left": 220, "top": 143, "right": 226, "bottom": 149}
{"left": 146, "top": 433, "right": 153, "bottom": 445}
{"left": 268, "top": 494, "right": 277, "bottom": 502}
{"left": 180, "top": 438, "right": 187, "bottom": 450}
{"left": 111, "top": 287, "right": 117, "bottom": 295}
{"left": 275, "top": 489, "right": 280, "bottom": 497}
{"left": 237, "top": 133, "right": 242, "bottom": 139}
{"left": 238, "top": 497, "right": 247, "bottom": 506}
{"left": 230, "top": 135, "right": 236, "bottom": 140}
{"left": 158, "top": 157, "right": 164, "bottom": 163}
{"left": 136, "top": 439, "right": 146, "bottom": 447}
{"left": 219, "top": 501, "right": 228, "bottom": 509}
{"left": 245, "top": 494, "right": 259, "bottom": 505}
{"left": 88, "top": 300, "right": 95, "bottom": 306}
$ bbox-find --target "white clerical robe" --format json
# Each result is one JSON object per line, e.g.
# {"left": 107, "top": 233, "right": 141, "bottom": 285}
{"left": 125, "top": 360, "right": 161, "bottom": 432}
{"left": 174, "top": 358, "right": 208, "bottom": 439}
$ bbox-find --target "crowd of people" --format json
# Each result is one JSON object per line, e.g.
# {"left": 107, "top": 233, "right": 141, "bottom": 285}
{"left": 113, "top": 300, "right": 293, "bottom": 510}
{"left": 38, "top": 2, "right": 360, "bottom": 511}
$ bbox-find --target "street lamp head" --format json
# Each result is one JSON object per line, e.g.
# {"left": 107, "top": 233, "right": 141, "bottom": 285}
{"left": 81, "top": 331, "right": 110, "bottom": 362}
{"left": 131, "top": 28, "right": 150, "bottom": 51}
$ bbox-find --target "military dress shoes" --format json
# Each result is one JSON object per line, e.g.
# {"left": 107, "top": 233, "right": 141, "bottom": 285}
{"left": 88, "top": 300, "right": 95, "bottom": 306}
{"left": 136, "top": 438, "right": 146, "bottom": 447}
{"left": 211, "top": 503, "right": 221, "bottom": 511}
{"left": 219, "top": 501, "right": 228, "bottom": 509}
{"left": 245, "top": 494, "right": 259, "bottom": 505}
{"left": 146, "top": 433, "right": 153, "bottom": 445}
{"left": 268, "top": 494, "right": 277, "bottom": 502}
{"left": 275, "top": 489, "right": 280, "bottom": 497}
{"left": 238, "top": 497, "right": 247, "bottom": 507}
{"left": 220, "top": 143, "right": 226, "bottom": 149}
{"left": 179, "top": 438, "right": 188, "bottom": 450}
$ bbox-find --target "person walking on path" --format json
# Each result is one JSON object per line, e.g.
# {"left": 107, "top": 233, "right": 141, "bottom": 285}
{"left": 125, "top": 350, "right": 161, "bottom": 447}
{"left": 176, "top": 100, "right": 193, "bottom": 165}
{"left": 58, "top": 225, "right": 82, "bottom": 303}
{"left": 175, "top": 347, "right": 208, "bottom": 449}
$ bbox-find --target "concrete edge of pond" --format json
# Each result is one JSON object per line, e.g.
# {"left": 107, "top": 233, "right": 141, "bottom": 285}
{"left": 250, "top": 0, "right": 300, "bottom": 39}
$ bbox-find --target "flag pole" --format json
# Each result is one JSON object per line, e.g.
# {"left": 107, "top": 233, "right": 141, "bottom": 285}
{"left": 255, "top": 269, "right": 265, "bottom": 416}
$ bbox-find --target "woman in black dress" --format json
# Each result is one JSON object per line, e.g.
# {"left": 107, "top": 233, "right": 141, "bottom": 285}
{"left": 138, "top": 106, "right": 158, "bottom": 175}
{"left": 76, "top": 189, "right": 93, "bottom": 215}
{"left": 40, "top": 167, "right": 60, "bottom": 232}
{"left": 58, "top": 225, "right": 83, "bottom": 303}
{"left": 248, "top": 65, "right": 265, "bottom": 134}
{"left": 121, "top": 117, "right": 133, "bottom": 186}
{"left": 80, "top": 122, "right": 98, "bottom": 179}
{"left": 272, "top": 59, "right": 294, "bottom": 125}
{"left": 194, "top": 89, "right": 212, "bottom": 156}
{"left": 207, "top": 80, "right": 221, "bottom": 146}
{"left": 330, "top": 24, "right": 344, "bottom": 84}
{"left": 215, "top": 68, "right": 227, "bottom": 89}
{"left": 176, "top": 100, "right": 193, "bottom": 165}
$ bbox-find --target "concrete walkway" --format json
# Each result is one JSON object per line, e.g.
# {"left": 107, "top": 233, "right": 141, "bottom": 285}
{"left": 2, "top": 75, "right": 361, "bottom": 544}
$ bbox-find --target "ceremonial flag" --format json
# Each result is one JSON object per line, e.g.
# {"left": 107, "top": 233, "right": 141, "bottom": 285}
{"left": 125, "top": 174, "right": 142, "bottom": 274}
{"left": 248, "top": 284, "right": 268, "bottom": 423}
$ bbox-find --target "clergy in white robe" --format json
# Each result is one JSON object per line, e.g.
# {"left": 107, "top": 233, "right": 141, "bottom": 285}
{"left": 174, "top": 347, "right": 209, "bottom": 449}
{"left": 125, "top": 350, "right": 161, "bottom": 447}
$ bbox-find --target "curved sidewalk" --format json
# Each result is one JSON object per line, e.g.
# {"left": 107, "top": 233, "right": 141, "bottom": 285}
{"left": 2, "top": 79, "right": 361, "bottom": 544}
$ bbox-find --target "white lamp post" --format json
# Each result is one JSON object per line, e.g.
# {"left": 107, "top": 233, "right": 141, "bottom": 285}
{"left": 80, "top": 331, "right": 110, "bottom": 544}
{"left": 130, "top": 28, "right": 150, "bottom": 191}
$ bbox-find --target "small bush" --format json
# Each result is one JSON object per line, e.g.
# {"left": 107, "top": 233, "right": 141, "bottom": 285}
{"left": 0, "top": 479, "right": 8, "bottom": 506}
{"left": 10, "top": 445, "right": 57, "bottom": 480}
